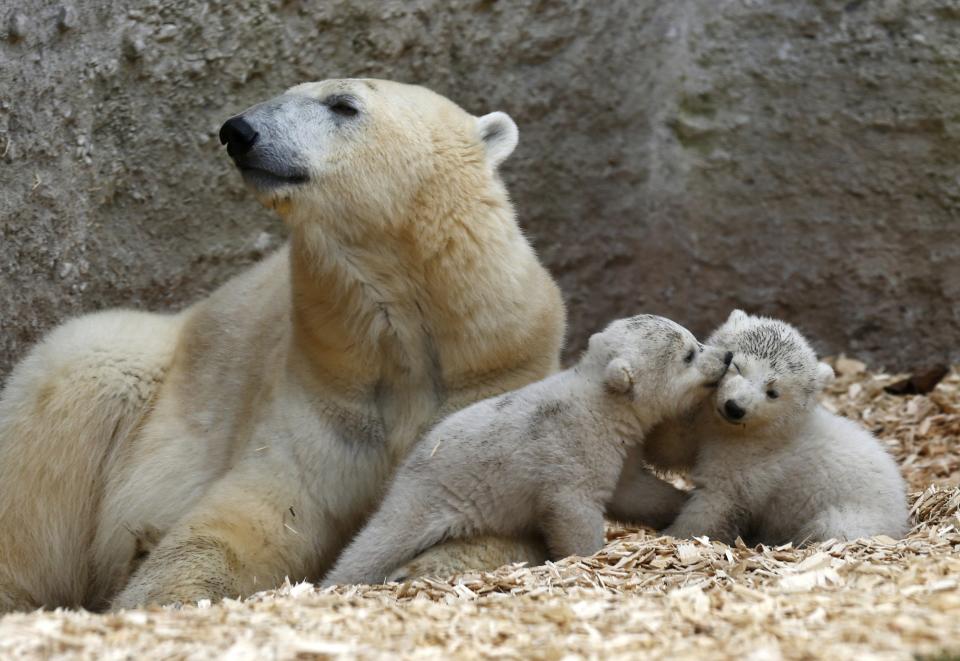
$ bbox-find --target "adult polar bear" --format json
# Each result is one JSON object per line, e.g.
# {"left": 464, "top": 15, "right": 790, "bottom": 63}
{"left": 0, "top": 79, "right": 565, "bottom": 610}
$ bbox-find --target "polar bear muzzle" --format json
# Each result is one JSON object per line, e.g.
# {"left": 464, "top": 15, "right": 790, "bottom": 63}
{"left": 219, "top": 96, "right": 314, "bottom": 191}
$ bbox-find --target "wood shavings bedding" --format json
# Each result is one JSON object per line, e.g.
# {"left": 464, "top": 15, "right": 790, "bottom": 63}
{"left": 1, "top": 366, "right": 958, "bottom": 660}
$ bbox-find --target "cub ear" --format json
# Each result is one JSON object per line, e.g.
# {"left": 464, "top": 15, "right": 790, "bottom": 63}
{"left": 604, "top": 357, "right": 634, "bottom": 394}
{"left": 477, "top": 112, "right": 519, "bottom": 168}
{"left": 727, "top": 309, "right": 749, "bottom": 324}
{"left": 815, "top": 362, "right": 835, "bottom": 391}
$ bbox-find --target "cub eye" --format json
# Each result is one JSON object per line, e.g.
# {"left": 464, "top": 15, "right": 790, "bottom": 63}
{"left": 766, "top": 389, "right": 779, "bottom": 399}
{"left": 683, "top": 349, "right": 696, "bottom": 364}
{"left": 326, "top": 96, "right": 359, "bottom": 117}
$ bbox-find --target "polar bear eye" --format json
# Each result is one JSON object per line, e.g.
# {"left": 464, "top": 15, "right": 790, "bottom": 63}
{"left": 683, "top": 349, "right": 696, "bottom": 364}
{"left": 325, "top": 95, "right": 359, "bottom": 118}
{"left": 766, "top": 389, "right": 779, "bottom": 399}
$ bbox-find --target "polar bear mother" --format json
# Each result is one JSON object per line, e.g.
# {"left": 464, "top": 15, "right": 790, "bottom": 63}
{"left": 0, "top": 79, "right": 565, "bottom": 611}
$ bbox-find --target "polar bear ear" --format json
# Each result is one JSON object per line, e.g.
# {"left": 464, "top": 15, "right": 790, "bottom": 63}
{"left": 477, "top": 112, "right": 519, "bottom": 168}
{"left": 727, "top": 309, "right": 749, "bottom": 324}
{"left": 604, "top": 357, "right": 634, "bottom": 394}
{"left": 814, "top": 362, "right": 835, "bottom": 391}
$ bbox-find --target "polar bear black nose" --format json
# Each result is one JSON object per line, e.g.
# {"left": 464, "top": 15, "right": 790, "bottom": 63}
{"left": 724, "top": 400, "right": 746, "bottom": 420}
{"left": 723, "top": 352, "right": 733, "bottom": 366}
{"left": 219, "top": 116, "right": 259, "bottom": 159}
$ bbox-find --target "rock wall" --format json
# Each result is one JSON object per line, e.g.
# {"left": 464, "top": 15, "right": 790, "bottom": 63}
{"left": 2, "top": 0, "right": 958, "bottom": 381}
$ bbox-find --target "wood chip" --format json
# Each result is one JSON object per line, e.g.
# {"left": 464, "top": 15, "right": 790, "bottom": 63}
{"left": 1, "top": 364, "right": 959, "bottom": 659}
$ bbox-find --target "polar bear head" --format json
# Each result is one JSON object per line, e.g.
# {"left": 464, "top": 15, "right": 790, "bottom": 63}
{"left": 709, "top": 310, "right": 834, "bottom": 430}
{"left": 218, "top": 78, "right": 518, "bottom": 233}
{"left": 587, "top": 315, "right": 732, "bottom": 423}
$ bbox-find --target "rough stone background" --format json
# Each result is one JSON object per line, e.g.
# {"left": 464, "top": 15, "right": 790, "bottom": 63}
{"left": 2, "top": 0, "right": 958, "bottom": 382}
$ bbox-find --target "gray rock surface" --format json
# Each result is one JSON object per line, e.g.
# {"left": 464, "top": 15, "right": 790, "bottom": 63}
{"left": 2, "top": 0, "right": 958, "bottom": 382}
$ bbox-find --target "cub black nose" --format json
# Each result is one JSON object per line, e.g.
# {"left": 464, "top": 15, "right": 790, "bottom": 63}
{"left": 724, "top": 399, "right": 745, "bottom": 420}
{"left": 219, "top": 116, "right": 259, "bottom": 159}
{"left": 723, "top": 352, "right": 734, "bottom": 366}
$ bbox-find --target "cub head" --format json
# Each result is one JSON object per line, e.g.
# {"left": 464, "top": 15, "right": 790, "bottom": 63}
{"left": 218, "top": 78, "right": 518, "bottom": 236}
{"left": 709, "top": 310, "right": 834, "bottom": 430}
{"left": 587, "top": 315, "right": 732, "bottom": 423}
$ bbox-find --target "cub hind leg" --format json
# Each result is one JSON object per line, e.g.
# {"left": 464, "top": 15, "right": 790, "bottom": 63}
{"left": 388, "top": 535, "right": 548, "bottom": 582}
{"left": 794, "top": 506, "right": 905, "bottom": 545}
{"left": 323, "top": 484, "right": 466, "bottom": 587}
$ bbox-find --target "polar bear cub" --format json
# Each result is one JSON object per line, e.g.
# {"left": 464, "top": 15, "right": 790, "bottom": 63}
{"left": 322, "top": 315, "right": 732, "bottom": 586}
{"left": 648, "top": 310, "right": 909, "bottom": 545}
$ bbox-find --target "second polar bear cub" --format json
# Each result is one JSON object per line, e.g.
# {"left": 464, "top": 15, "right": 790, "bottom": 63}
{"left": 323, "top": 315, "right": 732, "bottom": 586}
{"left": 649, "top": 310, "right": 909, "bottom": 545}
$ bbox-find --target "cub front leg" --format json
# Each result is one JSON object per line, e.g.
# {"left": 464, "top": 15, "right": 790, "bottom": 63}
{"left": 542, "top": 494, "right": 606, "bottom": 559}
{"left": 606, "top": 447, "right": 690, "bottom": 529}
{"left": 663, "top": 488, "right": 746, "bottom": 545}
{"left": 111, "top": 465, "right": 317, "bottom": 609}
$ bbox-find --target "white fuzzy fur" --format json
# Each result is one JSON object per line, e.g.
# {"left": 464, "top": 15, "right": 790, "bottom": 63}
{"left": 322, "top": 316, "right": 731, "bottom": 586}
{"left": 378, "top": 314, "right": 912, "bottom": 580}
{"left": 639, "top": 310, "right": 910, "bottom": 545}
{"left": 0, "top": 79, "right": 566, "bottom": 611}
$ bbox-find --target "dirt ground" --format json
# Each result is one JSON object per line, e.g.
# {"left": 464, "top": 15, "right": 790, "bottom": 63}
{"left": 1, "top": 361, "right": 958, "bottom": 660}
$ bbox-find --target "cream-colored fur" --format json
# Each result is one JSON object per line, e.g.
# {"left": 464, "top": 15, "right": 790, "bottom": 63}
{"left": 0, "top": 79, "right": 565, "bottom": 611}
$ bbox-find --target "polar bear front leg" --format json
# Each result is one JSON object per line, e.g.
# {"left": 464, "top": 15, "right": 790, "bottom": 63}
{"left": 606, "top": 450, "right": 690, "bottom": 530}
{"left": 110, "top": 466, "right": 316, "bottom": 610}
{"left": 542, "top": 495, "right": 607, "bottom": 559}
{"left": 663, "top": 489, "right": 746, "bottom": 545}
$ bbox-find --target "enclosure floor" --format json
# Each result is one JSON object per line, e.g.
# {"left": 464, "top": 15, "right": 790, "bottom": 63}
{"left": 1, "top": 363, "right": 958, "bottom": 660}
